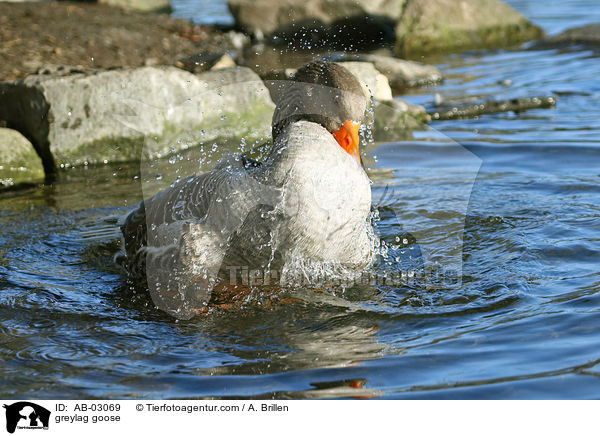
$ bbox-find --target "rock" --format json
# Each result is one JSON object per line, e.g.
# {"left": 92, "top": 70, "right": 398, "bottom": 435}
{"left": 334, "top": 61, "right": 393, "bottom": 101}
{"left": 36, "top": 65, "right": 95, "bottom": 76}
{"left": 370, "top": 99, "right": 430, "bottom": 141}
{"left": 0, "top": 128, "right": 44, "bottom": 187}
{"left": 332, "top": 53, "right": 443, "bottom": 89}
{"left": 211, "top": 54, "right": 237, "bottom": 71}
{"left": 240, "top": 45, "right": 319, "bottom": 78}
{"left": 0, "top": 66, "right": 275, "bottom": 175}
{"left": 394, "top": 0, "right": 544, "bottom": 56}
{"left": 535, "top": 24, "right": 600, "bottom": 48}
{"left": 98, "top": 0, "right": 172, "bottom": 13}
{"left": 224, "top": 31, "right": 251, "bottom": 51}
{"left": 357, "top": 54, "right": 442, "bottom": 89}
{"left": 262, "top": 68, "right": 298, "bottom": 81}
{"left": 429, "top": 96, "right": 557, "bottom": 121}
{"left": 177, "top": 53, "right": 237, "bottom": 73}
{"left": 228, "top": 0, "right": 404, "bottom": 47}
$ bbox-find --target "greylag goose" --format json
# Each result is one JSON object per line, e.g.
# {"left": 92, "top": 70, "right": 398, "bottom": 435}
{"left": 118, "top": 61, "right": 375, "bottom": 319}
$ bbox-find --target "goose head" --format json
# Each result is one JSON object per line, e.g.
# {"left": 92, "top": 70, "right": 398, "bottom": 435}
{"left": 272, "top": 61, "right": 367, "bottom": 163}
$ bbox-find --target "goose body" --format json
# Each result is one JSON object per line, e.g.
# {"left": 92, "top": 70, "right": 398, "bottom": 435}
{"left": 118, "top": 61, "right": 375, "bottom": 318}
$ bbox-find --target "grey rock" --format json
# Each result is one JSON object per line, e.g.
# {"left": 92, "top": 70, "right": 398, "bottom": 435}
{"left": 395, "top": 0, "right": 544, "bottom": 56}
{"left": 98, "top": 0, "right": 172, "bottom": 13}
{"left": 370, "top": 99, "right": 430, "bottom": 141}
{"left": 536, "top": 24, "right": 600, "bottom": 48}
{"left": 429, "top": 96, "right": 557, "bottom": 121}
{"left": 334, "top": 61, "right": 393, "bottom": 102}
{"left": 265, "top": 61, "right": 395, "bottom": 102}
{"left": 0, "top": 66, "right": 275, "bottom": 174}
{"left": 228, "top": 0, "right": 405, "bottom": 45}
{"left": 0, "top": 127, "right": 44, "bottom": 186}
{"left": 178, "top": 53, "right": 237, "bottom": 73}
{"left": 355, "top": 54, "right": 442, "bottom": 89}
{"left": 332, "top": 53, "right": 443, "bottom": 89}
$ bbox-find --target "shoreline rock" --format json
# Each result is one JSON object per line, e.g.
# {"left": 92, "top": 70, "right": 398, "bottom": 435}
{"left": 334, "top": 61, "right": 393, "bottom": 102}
{"left": 394, "top": 0, "right": 544, "bottom": 56}
{"left": 534, "top": 24, "right": 600, "bottom": 48}
{"left": 0, "top": 66, "right": 275, "bottom": 175}
{"left": 228, "top": 0, "right": 403, "bottom": 48}
{"left": 429, "top": 96, "right": 557, "bottom": 121}
{"left": 0, "top": 127, "right": 45, "bottom": 186}
{"left": 330, "top": 53, "right": 443, "bottom": 89}
{"left": 98, "top": 0, "right": 172, "bottom": 13}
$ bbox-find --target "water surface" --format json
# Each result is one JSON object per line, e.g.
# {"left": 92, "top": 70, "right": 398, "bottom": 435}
{"left": 1, "top": 0, "right": 599, "bottom": 399}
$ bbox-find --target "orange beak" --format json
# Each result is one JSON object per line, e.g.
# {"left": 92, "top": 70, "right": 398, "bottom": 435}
{"left": 332, "top": 120, "right": 361, "bottom": 163}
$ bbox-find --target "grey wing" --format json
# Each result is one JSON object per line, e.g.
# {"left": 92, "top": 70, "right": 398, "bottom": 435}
{"left": 119, "top": 154, "right": 280, "bottom": 319}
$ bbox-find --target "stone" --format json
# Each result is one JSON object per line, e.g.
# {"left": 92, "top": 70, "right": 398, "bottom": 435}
{"left": 334, "top": 61, "right": 393, "bottom": 102}
{"left": 210, "top": 54, "right": 237, "bottom": 71}
{"left": 332, "top": 53, "right": 443, "bottom": 89}
{"left": 355, "top": 54, "right": 442, "bottom": 89}
{"left": 0, "top": 127, "right": 44, "bottom": 186}
{"left": 394, "top": 0, "right": 544, "bottom": 56}
{"left": 536, "top": 24, "right": 600, "bottom": 48}
{"left": 0, "top": 66, "right": 275, "bottom": 175}
{"left": 370, "top": 99, "right": 430, "bottom": 141}
{"left": 177, "top": 53, "right": 237, "bottom": 73}
{"left": 228, "top": 0, "right": 405, "bottom": 47}
{"left": 98, "top": 0, "right": 172, "bottom": 13}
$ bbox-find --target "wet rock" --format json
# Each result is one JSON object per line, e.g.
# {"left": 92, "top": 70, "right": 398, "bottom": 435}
{"left": 334, "top": 61, "right": 393, "bottom": 101}
{"left": 177, "top": 53, "right": 237, "bottom": 73}
{"left": 535, "top": 24, "right": 600, "bottom": 48}
{"left": 429, "top": 96, "right": 557, "bottom": 121}
{"left": 36, "top": 65, "right": 95, "bottom": 76}
{"left": 210, "top": 54, "right": 237, "bottom": 70}
{"left": 394, "top": 0, "right": 544, "bottom": 56}
{"left": 0, "top": 66, "right": 275, "bottom": 175}
{"left": 228, "top": 0, "right": 404, "bottom": 48}
{"left": 371, "top": 99, "right": 430, "bottom": 141}
{"left": 332, "top": 53, "right": 442, "bottom": 89}
{"left": 98, "top": 0, "right": 172, "bottom": 13}
{"left": 265, "top": 61, "right": 395, "bottom": 102}
{"left": 0, "top": 127, "right": 44, "bottom": 187}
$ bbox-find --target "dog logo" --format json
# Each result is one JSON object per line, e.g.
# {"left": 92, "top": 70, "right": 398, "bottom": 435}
{"left": 3, "top": 402, "right": 50, "bottom": 434}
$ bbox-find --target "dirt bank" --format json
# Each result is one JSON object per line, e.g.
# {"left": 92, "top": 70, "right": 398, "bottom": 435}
{"left": 0, "top": 1, "right": 239, "bottom": 81}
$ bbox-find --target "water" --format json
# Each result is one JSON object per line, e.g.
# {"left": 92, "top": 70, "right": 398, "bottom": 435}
{"left": 171, "top": 0, "right": 233, "bottom": 26}
{"left": 1, "top": 1, "right": 600, "bottom": 399}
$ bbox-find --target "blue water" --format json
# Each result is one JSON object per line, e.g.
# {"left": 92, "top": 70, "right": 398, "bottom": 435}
{"left": 1, "top": 1, "right": 599, "bottom": 399}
